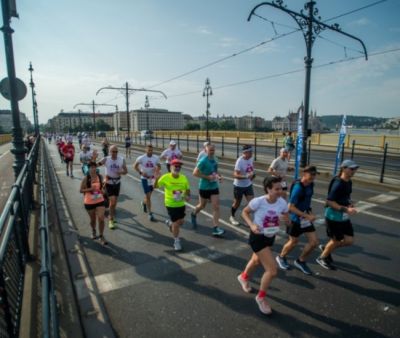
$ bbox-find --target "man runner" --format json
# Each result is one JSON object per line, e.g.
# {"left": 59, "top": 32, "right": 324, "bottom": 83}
{"left": 62, "top": 139, "right": 75, "bottom": 177}
{"left": 98, "top": 145, "right": 128, "bottom": 229}
{"left": 134, "top": 144, "right": 161, "bottom": 222}
{"left": 155, "top": 159, "right": 190, "bottom": 251}
{"left": 317, "top": 160, "right": 359, "bottom": 270}
{"left": 160, "top": 140, "right": 182, "bottom": 172}
{"left": 276, "top": 165, "right": 319, "bottom": 275}
{"left": 191, "top": 144, "right": 225, "bottom": 236}
{"left": 268, "top": 148, "right": 290, "bottom": 199}
{"left": 125, "top": 133, "right": 132, "bottom": 159}
{"left": 230, "top": 145, "right": 255, "bottom": 226}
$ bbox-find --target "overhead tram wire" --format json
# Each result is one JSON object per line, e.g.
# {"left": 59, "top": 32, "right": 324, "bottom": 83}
{"left": 148, "top": 0, "right": 387, "bottom": 91}
{"left": 162, "top": 47, "right": 400, "bottom": 99}
{"left": 317, "top": 35, "right": 365, "bottom": 55}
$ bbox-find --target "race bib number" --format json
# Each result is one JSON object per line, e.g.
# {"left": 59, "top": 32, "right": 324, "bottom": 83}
{"left": 300, "top": 218, "right": 312, "bottom": 228}
{"left": 147, "top": 177, "right": 155, "bottom": 186}
{"left": 173, "top": 190, "right": 183, "bottom": 201}
{"left": 342, "top": 213, "right": 349, "bottom": 221}
{"left": 263, "top": 226, "right": 279, "bottom": 236}
{"left": 91, "top": 192, "right": 102, "bottom": 201}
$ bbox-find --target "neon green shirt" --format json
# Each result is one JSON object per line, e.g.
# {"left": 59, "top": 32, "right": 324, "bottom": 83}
{"left": 157, "top": 173, "right": 190, "bottom": 208}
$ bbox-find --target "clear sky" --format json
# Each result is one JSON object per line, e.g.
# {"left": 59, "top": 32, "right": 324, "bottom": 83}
{"left": 1, "top": 0, "right": 399, "bottom": 124}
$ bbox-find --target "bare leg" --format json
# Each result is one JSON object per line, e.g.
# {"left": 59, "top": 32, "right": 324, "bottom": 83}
{"left": 299, "top": 231, "right": 319, "bottom": 261}
{"left": 210, "top": 194, "right": 220, "bottom": 227}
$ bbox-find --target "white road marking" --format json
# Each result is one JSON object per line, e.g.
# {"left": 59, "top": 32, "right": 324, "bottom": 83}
{"left": 0, "top": 150, "right": 10, "bottom": 160}
{"left": 76, "top": 242, "right": 248, "bottom": 297}
{"left": 360, "top": 210, "right": 399, "bottom": 223}
{"left": 355, "top": 201, "right": 378, "bottom": 212}
{"left": 368, "top": 193, "right": 399, "bottom": 204}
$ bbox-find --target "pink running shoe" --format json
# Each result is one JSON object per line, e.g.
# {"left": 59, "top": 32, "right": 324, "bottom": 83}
{"left": 237, "top": 274, "right": 252, "bottom": 293}
{"left": 255, "top": 296, "right": 272, "bottom": 315}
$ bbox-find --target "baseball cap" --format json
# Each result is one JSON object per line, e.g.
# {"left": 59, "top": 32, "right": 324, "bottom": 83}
{"left": 169, "top": 140, "right": 177, "bottom": 146}
{"left": 303, "top": 165, "right": 319, "bottom": 174}
{"left": 171, "top": 159, "right": 183, "bottom": 166}
{"left": 280, "top": 147, "right": 289, "bottom": 153}
{"left": 242, "top": 145, "right": 253, "bottom": 152}
{"left": 203, "top": 141, "right": 210, "bottom": 147}
{"left": 341, "top": 160, "right": 359, "bottom": 169}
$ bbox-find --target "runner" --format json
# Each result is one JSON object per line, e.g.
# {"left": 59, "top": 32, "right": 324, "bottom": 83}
{"left": 237, "top": 176, "right": 289, "bottom": 315}
{"left": 125, "top": 133, "right": 132, "bottom": 159}
{"left": 230, "top": 145, "right": 255, "bottom": 226}
{"left": 191, "top": 144, "right": 225, "bottom": 236}
{"left": 160, "top": 140, "right": 182, "bottom": 172}
{"left": 134, "top": 144, "right": 161, "bottom": 221}
{"left": 82, "top": 133, "right": 91, "bottom": 150}
{"left": 316, "top": 160, "right": 359, "bottom": 270}
{"left": 79, "top": 161, "right": 107, "bottom": 245}
{"left": 196, "top": 141, "right": 209, "bottom": 162}
{"left": 283, "top": 131, "right": 295, "bottom": 161}
{"left": 97, "top": 145, "right": 128, "bottom": 229}
{"left": 56, "top": 137, "right": 65, "bottom": 163}
{"left": 276, "top": 165, "right": 319, "bottom": 275}
{"left": 62, "top": 139, "right": 75, "bottom": 177}
{"left": 268, "top": 148, "right": 289, "bottom": 199}
{"left": 79, "top": 144, "right": 94, "bottom": 175}
{"left": 102, "top": 137, "right": 110, "bottom": 157}
{"left": 155, "top": 159, "right": 190, "bottom": 251}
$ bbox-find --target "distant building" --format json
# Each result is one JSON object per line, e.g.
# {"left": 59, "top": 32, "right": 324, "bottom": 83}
{"left": 0, "top": 109, "right": 32, "bottom": 133}
{"left": 114, "top": 108, "right": 184, "bottom": 132}
{"left": 272, "top": 108, "right": 322, "bottom": 132}
{"left": 48, "top": 111, "right": 114, "bottom": 133}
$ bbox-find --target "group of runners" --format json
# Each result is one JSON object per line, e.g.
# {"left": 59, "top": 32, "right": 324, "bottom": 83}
{"left": 51, "top": 135, "right": 360, "bottom": 316}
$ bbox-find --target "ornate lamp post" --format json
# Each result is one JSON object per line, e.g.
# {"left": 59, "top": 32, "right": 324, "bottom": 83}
{"left": 144, "top": 95, "right": 150, "bottom": 131}
{"left": 203, "top": 78, "right": 212, "bottom": 141}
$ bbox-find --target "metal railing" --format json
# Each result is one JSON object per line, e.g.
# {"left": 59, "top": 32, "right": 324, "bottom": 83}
{"left": 0, "top": 137, "right": 39, "bottom": 337}
{"left": 101, "top": 133, "right": 399, "bottom": 183}
{"left": 39, "top": 143, "right": 59, "bottom": 338}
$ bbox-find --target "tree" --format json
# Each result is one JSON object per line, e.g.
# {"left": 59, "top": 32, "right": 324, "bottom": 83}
{"left": 219, "top": 120, "right": 236, "bottom": 130}
{"left": 186, "top": 123, "right": 201, "bottom": 130}
{"left": 96, "top": 119, "right": 113, "bottom": 131}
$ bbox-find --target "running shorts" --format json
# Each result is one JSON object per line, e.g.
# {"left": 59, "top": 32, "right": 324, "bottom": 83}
{"left": 325, "top": 218, "right": 354, "bottom": 241}
{"left": 248, "top": 232, "right": 275, "bottom": 253}
{"left": 199, "top": 188, "right": 219, "bottom": 199}
{"left": 166, "top": 206, "right": 186, "bottom": 222}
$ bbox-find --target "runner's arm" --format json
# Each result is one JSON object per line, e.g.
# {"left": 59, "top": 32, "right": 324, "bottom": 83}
{"left": 241, "top": 206, "right": 260, "bottom": 234}
{"left": 193, "top": 167, "right": 212, "bottom": 180}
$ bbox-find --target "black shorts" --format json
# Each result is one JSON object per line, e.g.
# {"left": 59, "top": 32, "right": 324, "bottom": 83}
{"left": 106, "top": 183, "right": 121, "bottom": 197}
{"left": 125, "top": 143, "right": 131, "bottom": 148}
{"left": 233, "top": 185, "right": 254, "bottom": 200}
{"left": 64, "top": 158, "right": 73, "bottom": 163}
{"left": 286, "top": 221, "right": 316, "bottom": 238}
{"left": 248, "top": 232, "right": 275, "bottom": 253}
{"left": 166, "top": 206, "right": 186, "bottom": 222}
{"left": 84, "top": 201, "right": 105, "bottom": 210}
{"left": 199, "top": 188, "right": 219, "bottom": 199}
{"left": 325, "top": 218, "right": 354, "bottom": 241}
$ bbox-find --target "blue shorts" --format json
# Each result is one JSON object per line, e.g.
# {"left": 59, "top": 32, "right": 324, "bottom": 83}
{"left": 141, "top": 178, "right": 154, "bottom": 194}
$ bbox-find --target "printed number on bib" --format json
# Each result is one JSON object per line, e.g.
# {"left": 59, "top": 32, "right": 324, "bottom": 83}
{"left": 300, "top": 218, "right": 312, "bottom": 228}
{"left": 281, "top": 181, "right": 287, "bottom": 189}
{"left": 173, "top": 190, "right": 183, "bottom": 201}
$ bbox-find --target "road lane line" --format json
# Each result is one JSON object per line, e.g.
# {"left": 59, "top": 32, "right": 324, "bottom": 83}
{"left": 368, "top": 193, "right": 399, "bottom": 204}
{"left": 0, "top": 150, "right": 10, "bottom": 160}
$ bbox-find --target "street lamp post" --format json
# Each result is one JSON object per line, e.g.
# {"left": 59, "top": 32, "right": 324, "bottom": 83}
{"left": 144, "top": 95, "right": 150, "bottom": 131}
{"left": 248, "top": 0, "right": 367, "bottom": 167}
{"left": 203, "top": 78, "right": 212, "bottom": 141}
{"left": 0, "top": 0, "right": 26, "bottom": 178}
{"left": 96, "top": 84, "right": 167, "bottom": 136}
{"left": 28, "top": 62, "right": 39, "bottom": 136}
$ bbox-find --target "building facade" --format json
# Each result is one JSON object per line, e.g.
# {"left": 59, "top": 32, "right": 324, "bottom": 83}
{"left": 0, "top": 109, "right": 32, "bottom": 133}
{"left": 48, "top": 111, "right": 114, "bottom": 133}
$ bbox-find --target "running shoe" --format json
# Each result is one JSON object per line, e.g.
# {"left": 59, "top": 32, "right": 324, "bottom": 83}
{"left": 316, "top": 256, "right": 336, "bottom": 270}
{"left": 91, "top": 230, "right": 97, "bottom": 240}
{"left": 165, "top": 219, "right": 172, "bottom": 232}
{"left": 141, "top": 201, "right": 147, "bottom": 213}
{"left": 66, "top": 171, "right": 69, "bottom": 176}
{"left": 212, "top": 226, "right": 225, "bottom": 236}
{"left": 275, "top": 255, "right": 290, "bottom": 270}
{"left": 173, "top": 238, "right": 182, "bottom": 251}
{"left": 294, "top": 259, "right": 312, "bottom": 275}
{"left": 237, "top": 274, "right": 252, "bottom": 293}
{"left": 70, "top": 173, "right": 74, "bottom": 178}
{"left": 98, "top": 235, "right": 108, "bottom": 246}
{"left": 229, "top": 216, "right": 240, "bottom": 226}
{"left": 255, "top": 296, "right": 272, "bottom": 315}
{"left": 148, "top": 213, "right": 155, "bottom": 222}
{"left": 108, "top": 219, "right": 116, "bottom": 230}
{"left": 318, "top": 244, "right": 333, "bottom": 263}
{"left": 191, "top": 213, "right": 197, "bottom": 229}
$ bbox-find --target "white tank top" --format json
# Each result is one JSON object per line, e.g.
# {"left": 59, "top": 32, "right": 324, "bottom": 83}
{"left": 105, "top": 156, "right": 124, "bottom": 178}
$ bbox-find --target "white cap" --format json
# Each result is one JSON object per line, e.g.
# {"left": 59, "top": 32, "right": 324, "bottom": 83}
{"left": 203, "top": 141, "right": 210, "bottom": 147}
{"left": 169, "top": 140, "right": 176, "bottom": 146}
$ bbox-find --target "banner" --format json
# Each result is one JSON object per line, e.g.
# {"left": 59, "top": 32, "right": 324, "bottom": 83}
{"left": 333, "top": 115, "right": 347, "bottom": 176}
{"left": 294, "top": 104, "right": 304, "bottom": 180}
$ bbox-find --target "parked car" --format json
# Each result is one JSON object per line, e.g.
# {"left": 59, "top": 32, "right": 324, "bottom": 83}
{"left": 97, "top": 131, "right": 106, "bottom": 137}
{"left": 140, "top": 130, "right": 153, "bottom": 139}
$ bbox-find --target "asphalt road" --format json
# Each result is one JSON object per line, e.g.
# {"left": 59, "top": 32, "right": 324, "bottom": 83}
{"left": 47, "top": 140, "right": 400, "bottom": 338}
{"left": 0, "top": 143, "right": 14, "bottom": 211}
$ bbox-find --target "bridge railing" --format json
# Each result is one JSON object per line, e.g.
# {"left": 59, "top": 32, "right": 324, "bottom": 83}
{"left": 0, "top": 137, "right": 39, "bottom": 338}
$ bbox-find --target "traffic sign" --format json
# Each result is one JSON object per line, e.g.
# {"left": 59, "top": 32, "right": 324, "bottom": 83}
{"left": 0, "top": 77, "right": 27, "bottom": 101}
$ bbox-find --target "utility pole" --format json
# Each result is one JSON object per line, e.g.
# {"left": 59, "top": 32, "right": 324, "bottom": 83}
{"left": 96, "top": 84, "right": 167, "bottom": 136}
{"left": 203, "top": 78, "right": 212, "bottom": 141}
{"left": 248, "top": 0, "right": 368, "bottom": 167}
{"left": 144, "top": 95, "right": 150, "bottom": 131}
{"left": 73, "top": 102, "right": 116, "bottom": 138}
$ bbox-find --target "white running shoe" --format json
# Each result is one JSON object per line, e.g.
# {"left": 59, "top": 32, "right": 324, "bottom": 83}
{"left": 173, "top": 238, "right": 182, "bottom": 251}
{"left": 229, "top": 216, "right": 240, "bottom": 226}
{"left": 237, "top": 275, "right": 252, "bottom": 293}
{"left": 255, "top": 296, "right": 272, "bottom": 315}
